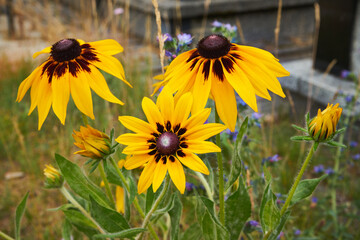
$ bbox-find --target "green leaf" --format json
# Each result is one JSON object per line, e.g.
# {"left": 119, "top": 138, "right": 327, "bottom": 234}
{"left": 103, "top": 160, "right": 123, "bottom": 186}
{"left": 61, "top": 219, "right": 72, "bottom": 240}
{"left": 90, "top": 197, "right": 130, "bottom": 233}
{"left": 93, "top": 228, "right": 147, "bottom": 239}
{"left": 15, "top": 192, "right": 29, "bottom": 240}
{"left": 128, "top": 174, "right": 137, "bottom": 205}
{"left": 226, "top": 117, "right": 248, "bottom": 190}
{"left": 152, "top": 194, "right": 175, "bottom": 218}
{"left": 181, "top": 223, "right": 202, "bottom": 240}
{"left": 55, "top": 154, "right": 113, "bottom": 208}
{"left": 305, "top": 112, "right": 310, "bottom": 126}
{"left": 225, "top": 177, "right": 251, "bottom": 239}
{"left": 62, "top": 208, "right": 98, "bottom": 237}
{"left": 290, "top": 175, "right": 327, "bottom": 206}
{"left": 201, "top": 211, "right": 216, "bottom": 240}
{"left": 326, "top": 141, "right": 347, "bottom": 148}
{"left": 260, "top": 182, "right": 280, "bottom": 235}
{"left": 198, "top": 196, "right": 230, "bottom": 240}
{"left": 263, "top": 165, "right": 272, "bottom": 184}
{"left": 145, "top": 187, "right": 155, "bottom": 214}
{"left": 290, "top": 136, "right": 313, "bottom": 141}
{"left": 267, "top": 210, "right": 291, "bottom": 240}
{"left": 292, "top": 124, "right": 308, "bottom": 132}
{"left": 169, "top": 193, "right": 183, "bottom": 240}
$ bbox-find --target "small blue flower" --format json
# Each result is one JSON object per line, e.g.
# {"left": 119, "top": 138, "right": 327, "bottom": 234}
{"left": 325, "top": 167, "right": 334, "bottom": 175}
{"left": 177, "top": 33, "right": 192, "bottom": 46}
{"left": 277, "top": 232, "right": 284, "bottom": 239}
{"left": 345, "top": 95, "right": 353, "bottom": 103}
{"left": 224, "top": 128, "right": 238, "bottom": 142}
{"left": 269, "top": 154, "right": 280, "bottom": 163}
{"left": 224, "top": 23, "right": 237, "bottom": 32}
{"left": 165, "top": 50, "right": 173, "bottom": 57}
{"left": 341, "top": 70, "right": 351, "bottom": 79}
{"left": 252, "top": 112, "right": 262, "bottom": 120}
{"left": 349, "top": 141, "right": 358, "bottom": 148}
{"left": 313, "top": 164, "right": 324, "bottom": 174}
{"left": 248, "top": 220, "right": 259, "bottom": 227}
{"left": 294, "top": 229, "right": 301, "bottom": 236}
{"left": 163, "top": 33, "right": 173, "bottom": 42}
{"left": 352, "top": 153, "right": 360, "bottom": 160}
{"left": 235, "top": 94, "right": 247, "bottom": 106}
{"left": 185, "top": 182, "right": 195, "bottom": 191}
{"left": 212, "top": 20, "right": 223, "bottom": 27}
{"left": 311, "top": 197, "right": 318, "bottom": 203}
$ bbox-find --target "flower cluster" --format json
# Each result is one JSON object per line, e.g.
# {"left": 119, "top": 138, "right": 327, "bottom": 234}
{"left": 160, "top": 33, "right": 193, "bottom": 62}
{"left": 212, "top": 20, "right": 238, "bottom": 42}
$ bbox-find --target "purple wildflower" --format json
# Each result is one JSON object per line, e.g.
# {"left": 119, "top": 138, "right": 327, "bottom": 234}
{"left": 277, "top": 232, "right": 284, "bottom": 239}
{"left": 345, "top": 95, "right": 353, "bottom": 103}
{"left": 113, "top": 8, "right": 124, "bottom": 15}
{"left": 165, "top": 50, "right": 173, "bottom": 57}
{"left": 224, "top": 23, "right": 237, "bottom": 32}
{"left": 224, "top": 129, "right": 238, "bottom": 142}
{"left": 349, "top": 141, "right": 358, "bottom": 148}
{"left": 294, "top": 229, "right": 301, "bottom": 235}
{"left": 185, "top": 182, "right": 195, "bottom": 191}
{"left": 325, "top": 167, "right": 334, "bottom": 175}
{"left": 163, "top": 33, "right": 173, "bottom": 42}
{"left": 212, "top": 20, "right": 222, "bottom": 27}
{"left": 313, "top": 164, "right": 324, "bottom": 173}
{"left": 341, "top": 70, "right": 351, "bottom": 79}
{"left": 352, "top": 153, "right": 360, "bottom": 160}
{"left": 177, "top": 33, "right": 192, "bottom": 45}
{"left": 269, "top": 154, "right": 280, "bottom": 163}
{"left": 248, "top": 220, "right": 259, "bottom": 227}
{"left": 252, "top": 112, "right": 262, "bottom": 120}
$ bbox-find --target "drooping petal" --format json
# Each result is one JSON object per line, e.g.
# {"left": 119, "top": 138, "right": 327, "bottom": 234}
{"left": 167, "top": 159, "right": 185, "bottom": 194}
{"left": 118, "top": 116, "right": 157, "bottom": 134}
{"left": 124, "top": 154, "right": 152, "bottom": 170}
{"left": 51, "top": 69, "right": 70, "bottom": 125}
{"left": 69, "top": 68, "right": 94, "bottom": 119}
{"left": 16, "top": 63, "right": 43, "bottom": 102}
{"left": 88, "top": 39, "right": 123, "bottom": 55}
{"left": 36, "top": 79, "right": 53, "bottom": 130}
{"left": 211, "top": 79, "right": 239, "bottom": 131}
{"left": 152, "top": 160, "right": 168, "bottom": 192}
{"left": 33, "top": 46, "right": 52, "bottom": 59}
{"left": 115, "top": 186, "right": 125, "bottom": 213}
{"left": 87, "top": 66, "right": 123, "bottom": 105}
{"left": 178, "top": 150, "right": 209, "bottom": 175}
{"left": 191, "top": 61, "right": 212, "bottom": 114}
{"left": 138, "top": 159, "right": 157, "bottom": 194}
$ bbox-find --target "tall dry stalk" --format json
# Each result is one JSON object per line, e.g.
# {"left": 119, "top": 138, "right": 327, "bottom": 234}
{"left": 152, "top": 0, "right": 165, "bottom": 75}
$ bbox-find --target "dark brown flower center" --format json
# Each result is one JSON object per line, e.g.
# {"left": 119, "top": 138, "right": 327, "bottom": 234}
{"left": 156, "top": 132, "right": 179, "bottom": 155}
{"left": 51, "top": 39, "right": 82, "bottom": 62}
{"left": 197, "top": 34, "right": 231, "bottom": 59}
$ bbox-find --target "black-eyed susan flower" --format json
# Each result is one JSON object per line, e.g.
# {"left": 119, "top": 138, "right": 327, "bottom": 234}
{"left": 44, "top": 164, "right": 63, "bottom": 188}
{"left": 16, "top": 39, "right": 132, "bottom": 129}
{"left": 308, "top": 103, "right": 342, "bottom": 141}
{"left": 153, "top": 34, "right": 289, "bottom": 131}
{"left": 73, "top": 125, "right": 111, "bottom": 159}
{"left": 116, "top": 90, "right": 226, "bottom": 194}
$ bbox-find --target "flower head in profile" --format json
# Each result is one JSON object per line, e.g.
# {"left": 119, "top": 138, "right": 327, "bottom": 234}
{"left": 16, "top": 38, "right": 132, "bottom": 129}
{"left": 153, "top": 34, "right": 289, "bottom": 131}
{"left": 73, "top": 125, "right": 111, "bottom": 159}
{"left": 308, "top": 103, "right": 342, "bottom": 141}
{"left": 44, "top": 164, "right": 63, "bottom": 188}
{"left": 116, "top": 90, "right": 226, "bottom": 194}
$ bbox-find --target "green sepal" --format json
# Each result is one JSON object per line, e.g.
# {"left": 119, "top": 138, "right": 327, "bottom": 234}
{"left": 292, "top": 124, "right": 308, "bottom": 133}
{"left": 15, "top": 192, "right": 29, "bottom": 240}
{"left": 326, "top": 140, "right": 347, "bottom": 148}
{"left": 290, "top": 135, "right": 313, "bottom": 141}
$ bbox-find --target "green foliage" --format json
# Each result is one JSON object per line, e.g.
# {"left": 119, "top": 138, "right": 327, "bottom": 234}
{"left": 168, "top": 193, "right": 183, "bottom": 240}
{"left": 290, "top": 175, "right": 327, "bottom": 206}
{"left": 225, "top": 177, "right": 251, "bottom": 239}
{"left": 55, "top": 154, "right": 113, "bottom": 208}
{"left": 62, "top": 209, "right": 98, "bottom": 237}
{"left": 93, "top": 228, "right": 147, "bottom": 239}
{"left": 15, "top": 192, "right": 29, "bottom": 240}
{"left": 260, "top": 182, "right": 280, "bottom": 236}
{"left": 61, "top": 219, "right": 72, "bottom": 240}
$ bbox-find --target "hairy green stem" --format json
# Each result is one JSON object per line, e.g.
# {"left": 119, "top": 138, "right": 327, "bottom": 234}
{"left": 98, "top": 161, "right": 115, "bottom": 204}
{"left": 60, "top": 187, "right": 107, "bottom": 234}
{"left": 280, "top": 142, "right": 316, "bottom": 216}
{"left": 215, "top": 110, "right": 225, "bottom": 225}
{"left": 195, "top": 171, "right": 213, "bottom": 201}
{"left": 136, "top": 175, "right": 170, "bottom": 240}
{"left": 109, "top": 157, "right": 159, "bottom": 240}
{"left": 0, "top": 231, "right": 14, "bottom": 240}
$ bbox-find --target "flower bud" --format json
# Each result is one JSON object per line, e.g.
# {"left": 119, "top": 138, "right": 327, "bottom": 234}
{"left": 72, "top": 125, "right": 111, "bottom": 159}
{"left": 44, "top": 164, "right": 63, "bottom": 188}
{"left": 308, "top": 103, "right": 342, "bottom": 141}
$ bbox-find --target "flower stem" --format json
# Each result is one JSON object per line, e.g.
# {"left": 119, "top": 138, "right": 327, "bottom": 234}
{"left": 280, "top": 142, "right": 316, "bottom": 216}
{"left": 195, "top": 171, "right": 213, "bottom": 201}
{"left": 81, "top": 113, "right": 89, "bottom": 126}
{"left": 215, "top": 110, "right": 225, "bottom": 225}
{"left": 0, "top": 231, "right": 14, "bottom": 240}
{"left": 136, "top": 175, "right": 170, "bottom": 240}
{"left": 98, "top": 161, "right": 115, "bottom": 204}
{"left": 60, "top": 187, "right": 107, "bottom": 234}
{"left": 109, "top": 157, "right": 159, "bottom": 240}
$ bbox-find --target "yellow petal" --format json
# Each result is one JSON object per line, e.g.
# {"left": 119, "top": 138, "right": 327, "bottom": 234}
{"left": 124, "top": 154, "right": 152, "bottom": 170}
{"left": 142, "top": 97, "right": 164, "bottom": 126}
{"left": 69, "top": 69, "right": 94, "bottom": 119}
{"left": 167, "top": 159, "right": 185, "bottom": 194}
{"left": 118, "top": 116, "right": 157, "bottom": 134}
{"left": 88, "top": 39, "right": 123, "bottom": 55}
{"left": 16, "top": 64, "right": 43, "bottom": 102}
{"left": 33, "top": 46, "right": 51, "bottom": 59}
{"left": 87, "top": 66, "right": 123, "bottom": 105}
{"left": 138, "top": 158, "right": 157, "bottom": 194}
{"left": 211, "top": 79, "right": 238, "bottom": 131}
{"left": 183, "top": 123, "right": 226, "bottom": 141}
{"left": 116, "top": 186, "right": 125, "bottom": 213}
{"left": 185, "top": 140, "right": 221, "bottom": 154}
{"left": 191, "top": 61, "right": 212, "bottom": 114}
{"left": 122, "top": 143, "right": 151, "bottom": 155}
{"left": 152, "top": 160, "right": 168, "bottom": 192}
{"left": 51, "top": 70, "right": 70, "bottom": 125}
{"left": 116, "top": 133, "right": 151, "bottom": 145}
{"left": 90, "top": 52, "right": 132, "bottom": 87}
{"left": 178, "top": 150, "right": 209, "bottom": 175}
{"left": 173, "top": 92, "right": 193, "bottom": 126}
{"left": 183, "top": 108, "right": 211, "bottom": 130}
{"left": 156, "top": 90, "right": 174, "bottom": 122}
{"left": 36, "top": 80, "right": 53, "bottom": 130}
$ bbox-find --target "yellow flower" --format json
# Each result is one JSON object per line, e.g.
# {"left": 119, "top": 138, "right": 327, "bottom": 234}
{"left": 73, "top": 125, "right": 111, "bottom": 159}
{"left": 16, "top": 39, "right": 132, "bottom": 130}
{"left": 116, "top": 90, "right": 226, "bottom": 194}
{"left": 44, "top": 164, "right": 63, "bottom": 188}
{"left": 308, "top": 103, "right": 342, "bottom": 141}
{"left": 153, "top": 34, "right": 289, "bottom": 131}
